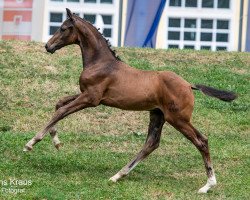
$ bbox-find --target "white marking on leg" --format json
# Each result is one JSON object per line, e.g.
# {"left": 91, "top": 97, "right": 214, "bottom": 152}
{"left": 109, "top": 160, "right": 140, "bottom": 182}
{"left": 52, "top": 133, "right": 61, "bottom": 146}
{"left": 23, "top": 138, "right": 36, "bottom": 151}
{"left": 109, "top": 173, "right": 122, "bottom": 182}
{"left": 198, "top": 174, "right": 217, "bottom": 193}
{"left": 50, "top": 127, "right": 62, "bottom": 149}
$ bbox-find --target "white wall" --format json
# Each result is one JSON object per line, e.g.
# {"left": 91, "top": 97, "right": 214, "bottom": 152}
{"left": 2, "top": 21, "right": 32, "bottom": 35}
{"left": 31, "top": 0, "right": 46, "bottom": 41}
{"left": 0, "top": 0, "right": 4, "bottom": 39}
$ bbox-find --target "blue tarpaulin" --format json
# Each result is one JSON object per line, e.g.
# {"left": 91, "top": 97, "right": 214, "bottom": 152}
{"left": 124, "top": 0, "right": 166, "bottom": 48}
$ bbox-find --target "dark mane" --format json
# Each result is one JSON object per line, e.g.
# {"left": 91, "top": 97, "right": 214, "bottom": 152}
{"left": 73, "top": 15, "right": 121, "bottom": 61}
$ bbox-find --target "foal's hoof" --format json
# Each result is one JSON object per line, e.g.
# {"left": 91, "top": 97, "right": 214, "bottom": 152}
{"left": 23, "top": 145, "right": 33, "bottom": 152}
{"left": 109, "top": 173, "right": 123, "bottom": 182}
{"left": 109, "top": 176, "right": 118, "bottom": 183}
{"left": 55, "top": 143, "right": 63, "bottom": 150}
{"left": 198, "top": 187, "right": 208, "bottom": 194}
{"left": 198, "top": 175, "right": 217, "bottom": 193}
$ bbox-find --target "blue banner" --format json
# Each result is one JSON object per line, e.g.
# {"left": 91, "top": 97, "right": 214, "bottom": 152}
{"left": 124, "top": 0, "right": 166, "bottom": 48}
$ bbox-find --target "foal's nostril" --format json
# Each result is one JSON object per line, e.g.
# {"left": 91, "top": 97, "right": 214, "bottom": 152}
{"left": 45, "top": 44, "right": 48, "bottom": 49}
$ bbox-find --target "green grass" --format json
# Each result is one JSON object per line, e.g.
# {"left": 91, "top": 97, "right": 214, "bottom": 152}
{"left": 0, "top": 40, "right": 249, "bottom": 200}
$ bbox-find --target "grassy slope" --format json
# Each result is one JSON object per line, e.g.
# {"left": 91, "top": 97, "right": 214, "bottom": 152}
{"left": 0, "top": 41, "right": 249, "bottom": 200}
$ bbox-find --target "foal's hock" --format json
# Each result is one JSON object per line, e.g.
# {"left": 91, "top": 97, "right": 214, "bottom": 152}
{"left": 24, "top": 8, "right": 237, "bottom": 193}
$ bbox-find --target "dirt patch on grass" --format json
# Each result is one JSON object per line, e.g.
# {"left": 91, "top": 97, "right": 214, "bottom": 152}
{"left": 148, "top": 189, "right": 174, "bottom": 200}
{"left": 231, "top": 68, "right": 248, "bottom": 75}
{"left": 44, "top": 65, "right": 58, "bottom": 74}
{"left": 170, "top": 171, "right": 204, "bottom": 179}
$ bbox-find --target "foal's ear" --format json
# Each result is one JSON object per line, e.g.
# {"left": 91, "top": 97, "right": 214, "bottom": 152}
{"left": 66, "top": 8, "right": 74, "bottom": 21}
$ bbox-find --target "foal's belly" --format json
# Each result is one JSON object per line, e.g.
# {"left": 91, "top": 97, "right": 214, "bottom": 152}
{"left": 101, "top": 96, "right": 158, "bottom": 111}
{"left": 101, "top": 82, "right": 159, "bottom": 111}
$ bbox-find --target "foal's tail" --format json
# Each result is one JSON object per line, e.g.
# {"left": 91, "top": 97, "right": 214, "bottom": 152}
{"left": 191, "top": 84, "right": 237, "bottom": 102}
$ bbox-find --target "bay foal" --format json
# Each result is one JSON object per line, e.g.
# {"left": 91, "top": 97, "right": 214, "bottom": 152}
{"left": 24, "top": 9, "right": 237, "bottom": 193}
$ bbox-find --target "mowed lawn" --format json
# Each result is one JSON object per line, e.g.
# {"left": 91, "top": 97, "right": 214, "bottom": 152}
{"left": 0, "top": 41, "right": 249, "bottom": 200}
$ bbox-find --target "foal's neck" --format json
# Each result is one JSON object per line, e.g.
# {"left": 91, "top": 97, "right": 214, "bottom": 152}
{"left": 76, "top": 20, "right": 116, "bottom": 68}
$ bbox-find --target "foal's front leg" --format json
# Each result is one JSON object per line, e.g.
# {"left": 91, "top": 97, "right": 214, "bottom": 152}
{"left": 49, "top": 94, "right": 80, "bottom": 150}
{"left": 23, "top": 93, "right": 94, "bottom": 151}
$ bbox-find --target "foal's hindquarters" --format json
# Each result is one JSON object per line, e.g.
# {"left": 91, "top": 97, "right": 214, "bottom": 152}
{"left": 110, "top": 71, "right": 217, "bottom": 193}
{"left": 161, "top": 71, "right": 217, "bottom": 193}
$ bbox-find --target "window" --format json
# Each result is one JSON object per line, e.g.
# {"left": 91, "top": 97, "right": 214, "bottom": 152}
{"left": 217, "top": 20, "right": 229, "bottom": 29}
{"left": 101, "top": 0, "right": 113, "bottom": 3}
{"left": 84, "top": 0, "right": 96, "bottom": 3}
{"left": 169, "top": 18, "right": 181, "bottom": 27}
{"left": 201, "top": 46, "right": 211, "bottom": 50}
{"left": 184, "top": 32, "right": 196, "bottom": 41}
{"left": 169, "top": 0, "right": 181, "bottom": 7}
{"left": 102, "top": 15, "right": 112, "bottom": 25}
{"left": 185, "top": 19, "right": 196, "bottom": 28}
{"left": 169, "top": 45, "right": 179, "bottom": 48}
{"left": 218, "top": 0, "right": 230, "bottom": 8}
{"left": 201, "top": 33, "right": 212, "bottom": 41}
{"left": 185, "top": 0, "right": 197, "bottom": 7}
{"left": 201, "top": 19, "right": 213, "bottom": 29}
{"left": 216, "top": 33, "right": 228, "bottom": 42}
{"left": 84, "top": 14, "right": 96, "bottom": 24}
{"left": 50, "top": 26, "right": 59, "bottom": 35}
{"left": 50, "top": 13, "right": 63, "bottom": 22}
{"left": 103, "top": 28, "right": 112, "bottom": 37}
{"left": 67, "top": 0, "right": 79, "bottom": 2}
{"left": 217, "top": 46, "right": 227, "bottom": 51}
{"left": 51, "top": 0, "right": 63, "bottom": 1}
{"left": 14, "top": 16, "right": 22, "bottom": 25}
{"left": 184, "top": 45, "right": 195, "bottom": 49}
{"left": 202, "top": 0, "right": 214, "bottom": 8}
{"left": 168, "top": 31, "right": 180, "bottom": 40}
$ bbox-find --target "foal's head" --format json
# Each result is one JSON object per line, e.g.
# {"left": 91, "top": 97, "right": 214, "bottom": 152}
{"left": 45, "top": 8, "right": 78, "bottom": 54}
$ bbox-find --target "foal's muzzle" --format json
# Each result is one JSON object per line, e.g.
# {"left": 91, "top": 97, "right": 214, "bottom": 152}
{"left": 45, "top": 43, "right": 55, "bottom": 54}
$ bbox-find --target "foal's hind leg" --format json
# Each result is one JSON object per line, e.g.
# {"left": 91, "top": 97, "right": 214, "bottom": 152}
{"left": 172, "top": 120, "right": 217, "bottom": 193}
{"left": 49, "top": 94, "right": 80, "bottom": 150}
{"left": 110, "top": 109, "right": 165, "bottom": 182}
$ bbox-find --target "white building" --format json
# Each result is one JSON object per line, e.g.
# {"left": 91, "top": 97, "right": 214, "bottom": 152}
{"left": 0, "top": 0, "right": 122, "bottom": 46}
{"left": 0, "top": 0, "right": 249, "bottom": 51}
{"left": 154, "top": 0, "right": 249, "bottom": 51}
